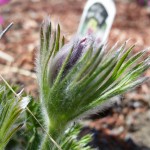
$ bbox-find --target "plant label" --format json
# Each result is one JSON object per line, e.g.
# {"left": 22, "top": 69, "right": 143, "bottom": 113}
{"left": 78, "top": 0, "right": 116, "bottom": 43}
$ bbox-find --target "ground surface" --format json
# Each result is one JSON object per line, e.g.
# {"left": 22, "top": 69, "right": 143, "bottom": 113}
{"left": 0, "top": 0, "right": 150, "bottom": 149}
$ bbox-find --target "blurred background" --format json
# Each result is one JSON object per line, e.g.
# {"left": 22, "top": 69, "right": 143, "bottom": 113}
{"left": 0, "top": 0, "right": 150, "bottom": 149}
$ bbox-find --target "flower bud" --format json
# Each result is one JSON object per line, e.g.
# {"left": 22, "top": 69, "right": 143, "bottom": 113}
{"left": 49, "top": 37, "right": 93, "bottom": 83}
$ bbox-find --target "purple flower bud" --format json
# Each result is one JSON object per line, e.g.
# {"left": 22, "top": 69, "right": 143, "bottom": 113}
{"left": 0, "top": 0, "right": 10, "bottom": 5}
{"left": 49, "top": 37, "right": 94, "bottom": 83}
{"left": 137, "top": 0, "right": 147, "bottom": 6}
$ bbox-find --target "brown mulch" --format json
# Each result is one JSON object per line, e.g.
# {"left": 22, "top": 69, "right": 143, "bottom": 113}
{"left": 0, "top": 0, "right": 150, "bottom": 149}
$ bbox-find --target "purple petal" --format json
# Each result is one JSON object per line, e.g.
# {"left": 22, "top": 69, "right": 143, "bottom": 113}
{"left": 66, "top": 38, "right": 87, "bottom": 69}
{"left": 0, "top": 0, "right": 10, "bottom": 5}
{"left": 49, "top": 37, "right": 93, "bottom": 83}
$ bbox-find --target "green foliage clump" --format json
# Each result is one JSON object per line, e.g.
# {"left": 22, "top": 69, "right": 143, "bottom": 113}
{"left": 0, "top": 85, "right": 30, "bottom": 150}
{"left": 37, "top": 18, "right": 150, "bottom": 149}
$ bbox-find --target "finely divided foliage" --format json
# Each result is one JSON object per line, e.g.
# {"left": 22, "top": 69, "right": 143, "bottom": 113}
{"left": 37, "top": 17, "right": 150, "bottom": 149}
{"left": 0, "top": 85, "right": 30, "bottom": 150}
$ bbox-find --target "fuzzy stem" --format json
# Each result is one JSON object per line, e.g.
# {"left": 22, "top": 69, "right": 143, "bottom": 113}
{"left": 40, "top": 121, "right": 66, "bottom": 150}
{"left": 40, "top": 135, "right": 53, "bottom": 150}
{"left": 0, "top": 143, "right": 5, "bottom": 150}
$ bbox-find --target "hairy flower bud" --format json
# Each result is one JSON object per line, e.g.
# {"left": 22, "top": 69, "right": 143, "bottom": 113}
{"left": 49, "top": 37, "right": 94, "bottom": 83}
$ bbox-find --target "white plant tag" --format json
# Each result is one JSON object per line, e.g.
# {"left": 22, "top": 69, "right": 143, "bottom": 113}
{"left": 78, "top": 0, "right": 116, "bottom": 43}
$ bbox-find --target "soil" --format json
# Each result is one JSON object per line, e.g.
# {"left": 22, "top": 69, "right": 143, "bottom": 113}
{"left": 0, "top": 0, "right": 150, "bottom": 149}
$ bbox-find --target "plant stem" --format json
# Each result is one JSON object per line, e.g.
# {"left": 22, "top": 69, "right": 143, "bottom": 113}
{"left": 0, "top": 143, "right": 5, "bottom": 150}
{"left": 40, "top": 121, "right": 66, "bottom": 150}
{"left": 40, "top": 135, "right": 53, "bottom": 150}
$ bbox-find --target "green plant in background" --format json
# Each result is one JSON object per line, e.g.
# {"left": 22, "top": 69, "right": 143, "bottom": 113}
{"left": 0, "top": 83, "right": 30, "bottom": 150}
{"left": 0, "top": 18, "right": 150, "bottom": 150}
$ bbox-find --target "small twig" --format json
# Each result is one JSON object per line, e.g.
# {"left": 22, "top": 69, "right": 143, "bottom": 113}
{"left": 0, "top": 74, "right": 19, "bottom": 97}
{"left": 0, "top": 22, "right": 13, "bottom": 39}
